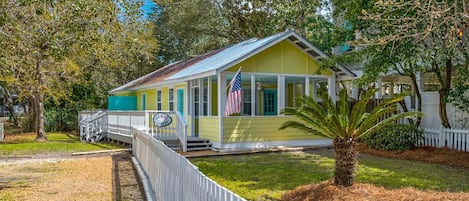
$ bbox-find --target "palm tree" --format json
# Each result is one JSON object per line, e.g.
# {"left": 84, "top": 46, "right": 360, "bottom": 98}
{"left": 279, "top": 90, "right": 422, "bottom": 187}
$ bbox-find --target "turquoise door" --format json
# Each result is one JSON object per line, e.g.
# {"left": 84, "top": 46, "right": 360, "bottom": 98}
{"left": 263, "top": 89, "right": 277, "bottom": 115}
{"left": 142, "top": 94, "right": 146, "bottom": 110}
{"left": 177, "top": 89, "right": 184, "bottom": 116}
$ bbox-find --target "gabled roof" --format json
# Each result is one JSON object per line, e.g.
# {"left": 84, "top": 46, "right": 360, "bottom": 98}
{"left": 109, "top": 48, "right": 225, "bottom": 93}
{"left": 110, "top": 30, "right": 355, "bottom": 94}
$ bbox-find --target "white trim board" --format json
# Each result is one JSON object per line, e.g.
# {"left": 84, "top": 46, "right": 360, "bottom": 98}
{"left": 211, "top": 139, "right": 332, "bottom": 151}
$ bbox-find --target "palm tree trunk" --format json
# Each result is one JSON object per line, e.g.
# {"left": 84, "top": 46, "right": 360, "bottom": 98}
{"left": 334, "top": 138, "right": 357, "bottom": 187}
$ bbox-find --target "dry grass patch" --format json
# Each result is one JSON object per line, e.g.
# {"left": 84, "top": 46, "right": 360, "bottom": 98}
{"left": 0, "top": 156, "right": 113, "bottom": 201}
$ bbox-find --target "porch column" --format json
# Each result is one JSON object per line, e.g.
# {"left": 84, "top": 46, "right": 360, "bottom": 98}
{"left": 351, "top": 81, "right": 359, "bottom": 100}
{"left": 313, "top": 80, "right": 318, "bottom": 101}
{"left": 328, "top": 76, "right": 337, "bottom": 102}
{"left": 305, "top": 77, "right": 310, "bottom": 96}
{"left": 277, "top": 76, "right": 285, "bottom": 115}
{"left": 251, "top": 74, "right": 256, "bottom": 116}
{"left": 198, "top": 78, "right": 203, "bottom": 117}
{"left": 414, "top": 72, "right": 424, "bottom": 110}
{"left": 217, "top": 73, "right": 226, "bottom": 144}
{"left": 389, "top": 82, "right": 395, "bottom": 96}
{"left": 187, "top": 80, "right": 194, "bottom": 136}
{"left": 207, "top": 76, "right": 212, "bottom": 116}
{"left": 375, "top": 78, "right": 382, "bottom": 99}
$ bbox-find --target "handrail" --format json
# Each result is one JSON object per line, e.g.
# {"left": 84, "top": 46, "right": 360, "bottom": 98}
{"left": 175, "top": 111, "right": 188, "bottom": 152}
{"left": 80, "top": 110, "right": 106, "bottom": 124}
{"left": 145, "top": 110, "right": 188, "bottom": 152}
{"left": 79, "top": 111, "right": 107, "bottom": 142}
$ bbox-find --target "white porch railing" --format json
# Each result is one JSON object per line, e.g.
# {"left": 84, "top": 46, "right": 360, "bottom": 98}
{"left": 132, "top": 128, "right": 246, "bottom": 201}
{"left": 78, "top": 110, "right": 188, "bottom": 152}
{"left": 421, "top": 127, "right": 469, "bottom": 152}
{"left": 79, "top": 111, "right": 107, "bottom": 142}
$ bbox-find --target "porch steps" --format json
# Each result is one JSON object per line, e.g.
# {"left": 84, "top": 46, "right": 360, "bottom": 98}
{"left": 159, "top": 137, "right": 212, "bottom": 152}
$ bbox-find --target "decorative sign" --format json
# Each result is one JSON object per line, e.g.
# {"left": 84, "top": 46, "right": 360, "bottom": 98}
{"left": 153, "top": 113, "right": 172, "bottom": 127}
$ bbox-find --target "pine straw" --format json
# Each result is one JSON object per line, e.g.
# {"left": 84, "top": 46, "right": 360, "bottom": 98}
{"left": 357, "top": 143, "right": 469, "bottom": 168}
{"left": 281, "top": 180, "right": 469, "bottom": 201}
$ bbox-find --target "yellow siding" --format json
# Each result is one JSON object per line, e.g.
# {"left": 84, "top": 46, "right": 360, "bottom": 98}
{"left": 136, "top": 89, "right": 156, "bottom": 110}
{"left": 211, "top": 83, "right": 218, "bottom": 115}
{"left": 162, "top": 87, "right": 168, "bottom": 110}
{"left": 223, "top": 116, "right": 326, "bottom": 142}
{"left": 199, "top": 117, "right": 220, "bottom": 142}
{"left": 116, "top": 91, "right": 137, "bottom": 96}
{"left": 228, "top": 40, "right": 333, "bottom": 76}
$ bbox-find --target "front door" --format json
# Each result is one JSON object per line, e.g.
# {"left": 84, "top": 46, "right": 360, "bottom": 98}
{"left": 263, "top": 89, "right": 277, "bottom": 115}
{"left": 177, "top": 89, "right": 184, "bottom": 116}
{"left": 141, "top": 94, "right": 146, "bottom": 110}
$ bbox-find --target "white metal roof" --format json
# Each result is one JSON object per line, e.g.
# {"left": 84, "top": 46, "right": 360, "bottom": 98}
{"left": 110, "top": 30, "right": 355, "bottom": 93}
{"left": 165, "top": 31, "right": 290, "bottom": 80}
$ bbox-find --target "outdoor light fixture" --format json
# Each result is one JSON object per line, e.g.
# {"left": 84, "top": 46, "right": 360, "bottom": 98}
{"left": 257, "top": 82, "right": 263, "bottom": 91}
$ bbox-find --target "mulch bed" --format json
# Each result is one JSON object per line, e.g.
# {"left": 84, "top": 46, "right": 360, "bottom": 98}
{"left": 357, "top": 143, "right": 469, "bottom": 168}
{"left": 281, "top": 144, "right": 469, "bottom": 201}
{"left": 281, "top": 180, "right": 469, "bottom": 201}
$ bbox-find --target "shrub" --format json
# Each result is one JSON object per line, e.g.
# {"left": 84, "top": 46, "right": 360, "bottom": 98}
{"left": 361, "top": 124, "right": 423, "bottom": 151}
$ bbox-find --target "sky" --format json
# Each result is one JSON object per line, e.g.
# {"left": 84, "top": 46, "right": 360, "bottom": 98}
{"left": 141, "top": 0, "right": 157, "bottom": 19}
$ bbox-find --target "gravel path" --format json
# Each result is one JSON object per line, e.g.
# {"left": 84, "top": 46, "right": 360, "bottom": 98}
{"left": 0, "top": 151, "right": 145, "bottom": 201}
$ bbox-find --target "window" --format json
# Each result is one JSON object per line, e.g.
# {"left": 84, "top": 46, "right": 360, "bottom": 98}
{"left": 156, "top": 90, "right": 162, "bottom": 110}
{"left": 242, "top": 88, "right": 251, "bottom": 115}
{"left": 168, "top": 88, "right": 174, "bottom": 111}
{"left": 203, "top": 87, "right": 208, "bottom": 116}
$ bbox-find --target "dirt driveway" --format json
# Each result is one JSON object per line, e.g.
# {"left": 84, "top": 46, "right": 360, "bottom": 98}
{"left": 0, "top": 152, "right": 145, "bottom": 201}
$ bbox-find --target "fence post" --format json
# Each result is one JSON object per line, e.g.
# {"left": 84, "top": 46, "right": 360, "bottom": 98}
{"left": 438, "top": 126, "right": 445, "bottom": 148}
{"left": 0, "top": 123, "right": 4, "bottom": 142}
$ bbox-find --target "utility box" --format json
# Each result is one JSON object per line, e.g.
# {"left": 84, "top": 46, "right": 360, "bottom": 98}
{"left": 108, "top": 96, "right": 137, "bottom": 110}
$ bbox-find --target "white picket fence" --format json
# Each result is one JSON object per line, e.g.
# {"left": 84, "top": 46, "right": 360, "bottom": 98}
{"left": 0, "top": 123, "right": 4, "bottom": 142}
{"left": 132, "top": 128, "right": 246, "bottom": 201}
{"left": 421, "top": 127, "right": 469, "bottom": 152}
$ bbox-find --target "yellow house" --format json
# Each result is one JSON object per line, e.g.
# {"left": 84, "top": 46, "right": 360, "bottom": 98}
{"left": 109, "top": 30, "right": 355, "bottom": 150}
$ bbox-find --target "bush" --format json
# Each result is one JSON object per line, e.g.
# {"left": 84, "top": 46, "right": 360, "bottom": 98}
{"left": 361, "top": 124, "right": 423, "bottom": 151}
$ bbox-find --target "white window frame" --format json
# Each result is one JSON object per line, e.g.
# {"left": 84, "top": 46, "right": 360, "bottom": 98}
{"left": 168, "top": 88, "right": 174, "bottom": 111}
{"left": 156, "top": 89, "right": 162, "bottom": 111}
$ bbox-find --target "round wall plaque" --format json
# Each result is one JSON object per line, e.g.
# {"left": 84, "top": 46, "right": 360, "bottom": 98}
{"left": 153, "top": 113, "right": 172, "bottom": 127}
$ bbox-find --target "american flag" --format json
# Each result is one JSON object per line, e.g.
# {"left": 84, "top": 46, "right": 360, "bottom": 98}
{"left": 225, "top": 69, "right": 242, "bottom": 117}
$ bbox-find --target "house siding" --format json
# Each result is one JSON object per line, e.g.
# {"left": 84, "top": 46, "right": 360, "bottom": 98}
{"left": 227, "top": 40, "right": 333, "bottom": 76}
{"left": 223, "top": 116, "right": 326, "bottom": 142}
{"left": 136, "top": 89, "right": 156, "bottom": 110}
{"left": 199, "top": 117, "right": 220, "bottom": 142}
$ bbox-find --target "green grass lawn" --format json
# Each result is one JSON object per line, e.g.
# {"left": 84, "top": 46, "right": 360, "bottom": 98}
{"left": 190, "top": 150, "right": 469, "bottom": 201}
{"left": 0, "top": 132, "right": 123, "bottom": 155}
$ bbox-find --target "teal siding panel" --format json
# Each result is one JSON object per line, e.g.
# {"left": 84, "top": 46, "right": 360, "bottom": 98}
{"left": 108, "top": 96, "right": 137, "bottom": 110}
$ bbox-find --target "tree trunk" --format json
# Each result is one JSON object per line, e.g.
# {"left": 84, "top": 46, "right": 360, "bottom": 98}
{"left": 438, "top": 59, "right": 453, "bottom": 128}
{"left": 334, "top": 138, "right": 357, "bottom": 187}
{"left": 409, "top": 73, "right": 422, "bottom": 126}
{"left": 438, "top": 88, "right": 451, "bottom": 128}
{"left": 2, "top": 87, "right": 19, "bottom": 126}
{"left": 34, "top": 57, "right": 47, "bottom": 142}
{"left": 34, "top": 93, "right": 47, "bottom": 141}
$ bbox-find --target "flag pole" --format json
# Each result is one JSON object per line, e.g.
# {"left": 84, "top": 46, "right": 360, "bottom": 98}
{"left": 226, "top": 66, "right": 243, "bottom": 91}
{"left": 224, "top": 66, "right": 243, "bottom": 117}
